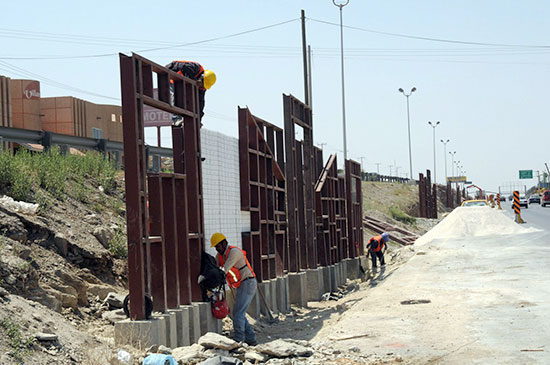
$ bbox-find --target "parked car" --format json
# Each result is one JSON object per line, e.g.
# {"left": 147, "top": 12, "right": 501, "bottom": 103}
{"left": 529, "top": 194, "right": 541, "bottom": 204}
{"left": 461, "top": 199, "right": 489, "bottom": 207}
{"left": 542, "top": 190, "right": 550, "bottom": 207}
{"left": 499, "top": 195, "right": 506, "bottom": 202}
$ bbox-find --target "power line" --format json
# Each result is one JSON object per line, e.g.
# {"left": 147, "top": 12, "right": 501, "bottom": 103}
{"left": 0, "top": 60, "right": 119, "bottom": 101}
{"left": 0, "top": 18, "right": 299, "bottom": 60}
{"left": 308, "top": 17, "right": 550, "bottom": 48}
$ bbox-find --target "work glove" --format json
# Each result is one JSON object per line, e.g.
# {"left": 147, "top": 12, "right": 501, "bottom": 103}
{"left": 197, "top": 275, "right": 205, "bottom": 284}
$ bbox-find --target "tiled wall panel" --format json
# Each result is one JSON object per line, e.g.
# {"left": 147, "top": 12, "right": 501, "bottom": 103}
{"left": 201, "top": 129, "right": 249, "bottom": 257}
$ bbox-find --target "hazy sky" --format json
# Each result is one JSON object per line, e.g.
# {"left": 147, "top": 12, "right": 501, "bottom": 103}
{"left": 1, "top": 1, "right": 549, "bottom": 192}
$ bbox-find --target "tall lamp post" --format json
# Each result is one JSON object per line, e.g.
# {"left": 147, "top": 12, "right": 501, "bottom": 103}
{"left": 333, "top": 0, "right": 350, "bottom": 161}
{"left": 428, "top": 121, "right": 440, "bottom": 183}
{"left": 440, "top": 139, "right": 450, "bottom": 184}
{"left": 449, "top": 151, "right": 457, "bottom": 177}
{"left": 398, "top": 87, "right": 416, "bottom": 180}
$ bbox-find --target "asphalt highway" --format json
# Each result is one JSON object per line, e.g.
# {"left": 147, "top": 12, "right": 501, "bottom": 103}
{"left": 504, "top": 201, "right": 550, "bottom": 232}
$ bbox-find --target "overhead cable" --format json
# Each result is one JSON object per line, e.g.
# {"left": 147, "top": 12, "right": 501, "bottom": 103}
{"left": 308, "top": 17, "right": 550, "bottom": 48}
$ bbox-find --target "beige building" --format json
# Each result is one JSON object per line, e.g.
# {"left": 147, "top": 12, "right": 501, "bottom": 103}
{"left": 0, "top": 76, "right": 123, "bottom": 142}
{"left": 41, "top": 96, "right": 123, "bottom": 142}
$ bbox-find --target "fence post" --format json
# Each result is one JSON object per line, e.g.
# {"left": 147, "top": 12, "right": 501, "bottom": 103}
{"left": 42, "top": 131, "right": 53, "bottom": 151}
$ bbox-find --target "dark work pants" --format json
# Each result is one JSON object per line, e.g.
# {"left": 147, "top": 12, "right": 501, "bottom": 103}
{"left": 369, "top": 249, "right": 385, "bottom": 268}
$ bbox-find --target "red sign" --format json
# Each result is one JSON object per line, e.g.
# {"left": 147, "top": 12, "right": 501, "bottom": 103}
{"left": 143, "top": 88, "right": 173, "bottom": 127}
{"left": 24, "top": 81, "right": 40, "bottom": 100}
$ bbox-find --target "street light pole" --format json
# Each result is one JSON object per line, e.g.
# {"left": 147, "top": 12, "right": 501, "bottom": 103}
{"left": 428, "top": 121, "right": 440, "bottom": 184}
{"left": 398, "top": 87, "right": 416, "bottom": 180}
{"left": 440, "top": 139, "right": 450, "bottom": 184}
{"left": 333, "top": 0, "right": 350, "bottom": 161}
{"left": 449, "top": 151, "right": 457, "bottom": 177}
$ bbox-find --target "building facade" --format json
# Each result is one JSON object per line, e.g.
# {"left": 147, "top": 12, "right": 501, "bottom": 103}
{"left": 0, "top": 76, "right": 123, "bottom": 142}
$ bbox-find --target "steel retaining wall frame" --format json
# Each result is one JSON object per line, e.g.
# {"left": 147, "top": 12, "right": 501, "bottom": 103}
{"left": 283, "top": 94, "right": 317, "bottom": 272}
{"left": 120, "top": 52, "right": 203, "bottom": 320}
{"left": 238, "top": 107, "right": 287, "bottom": 280}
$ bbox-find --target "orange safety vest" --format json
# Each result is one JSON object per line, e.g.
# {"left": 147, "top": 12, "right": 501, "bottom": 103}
{"left": 217, "top": 246, "right": 255, "bottom": 288}
{"left": 369, "top": 236, "right": 385, "bottom": 253}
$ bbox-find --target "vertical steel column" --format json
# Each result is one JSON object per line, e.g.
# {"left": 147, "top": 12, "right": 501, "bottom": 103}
{"left": 148, "top": 175, "right": 167, "bottom": 312}
{"left": 120, "top": 54, "right": 147, "bottom": 319}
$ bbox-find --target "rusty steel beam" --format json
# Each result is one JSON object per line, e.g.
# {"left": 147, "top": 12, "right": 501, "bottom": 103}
{"left": 283, "top": 94, "right": 316, "bottom": 271}
{"left": 238, "top": 107, "right": 286, "bottom": 281}
{"left": 120, "top": 53, "right": 204, "bottom": 319}
{"left": 345, "top": 159, "right": 363, "bottom": 258}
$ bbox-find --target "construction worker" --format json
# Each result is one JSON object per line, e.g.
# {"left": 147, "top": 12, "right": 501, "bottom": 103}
{"left": 210, "top": 232, "right": 257, "bottom": 346}
{"left": 366, "top": 232, "right": 389, "bottom": 271}
{"left": 165, "top": 60, "right": 216, "bottom": 124}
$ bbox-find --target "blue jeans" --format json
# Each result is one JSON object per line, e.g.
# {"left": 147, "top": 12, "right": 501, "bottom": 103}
{"left": 233, "top": 278, "right": 256, "bottom": 343}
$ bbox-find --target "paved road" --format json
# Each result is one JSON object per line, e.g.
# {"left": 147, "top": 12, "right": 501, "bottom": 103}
{"left": 314, "top": 208, "right": 550, "bottom": 363}
{"left": 504, "top": 201, "right": 550, "bottom": 232}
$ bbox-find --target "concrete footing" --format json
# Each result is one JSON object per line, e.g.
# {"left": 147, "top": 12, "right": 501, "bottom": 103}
{"left": 174, "top": 306, "right": 191, "bottom": 347}
{"left": 275, "top": 276, "right": 290, "bottom": 313}
{"left": 321, "top": 266, "right": 331, "bottom": 293}
{"left": 114, "top": 317, "right": 165, "bottom": 349}
{"left": 345, "top": 257, "right": 360, "bottom": 280}
{"left": 258, "top": 281, "right": 272, "bottom": 317}
{"left": 288, "top": 272, "right": 307, "bottom": 307}
{"left": 189, "top": 303, "right": 201, "bottom": 344}
{"left": 114, "top": 256, "right": 366, "bottom": 348}
{"left": 158, "top": 312, "right": 177, "bottom": 348}
{"left": 305, "top": 268, "right": 324, "bottom": 301}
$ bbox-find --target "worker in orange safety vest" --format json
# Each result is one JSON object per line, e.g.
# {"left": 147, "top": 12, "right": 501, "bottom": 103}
{"left": 210, "top": 232, "right": 257, "bottom": 345}
{"left": 366, "top": 232, "right": 389, "bottom": 271}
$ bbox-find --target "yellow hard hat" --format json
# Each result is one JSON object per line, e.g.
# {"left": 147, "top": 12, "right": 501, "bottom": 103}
{"left": 210, "top": 232, "right": 226, "bottom": 247}
{"left": 203, "top": 69, "right": 216, "bottom": 90}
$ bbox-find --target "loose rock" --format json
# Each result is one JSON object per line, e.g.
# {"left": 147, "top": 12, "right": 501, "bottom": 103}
{"left": 256, "top": 339, "right": 313, "bottom": 358}
{"left": 35, "top": 332, "right": 58, "bottom": 342}
{"left": 198, "top": 332, "right": 239, "bottom": 351}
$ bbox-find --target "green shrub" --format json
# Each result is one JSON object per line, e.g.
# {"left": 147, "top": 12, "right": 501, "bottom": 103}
{"left": 389, "top": 206, "right": 417, "bottom": 225}
{"left": 108, "top": 228, "right": 127, "bottom": 259}
{"left": 0, "top": 317, "right": 34, "bottom": 362}
{"left": 0, "top": 149, "right": 118, "bottom": 204}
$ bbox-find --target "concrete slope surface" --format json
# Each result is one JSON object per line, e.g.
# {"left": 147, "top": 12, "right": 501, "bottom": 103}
{"left": 313, "top": 207, "right": 550, "bottom": 364}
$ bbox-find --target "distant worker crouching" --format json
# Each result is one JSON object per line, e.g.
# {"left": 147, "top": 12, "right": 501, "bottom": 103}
{"left": 366, "top": 232, "right": 389, "bottom": 271}
{"left": 210, "top": 232, "right": 257, "bottom": 346}
{"left": 165, "top": 60, "right": 216, "bottom": 124}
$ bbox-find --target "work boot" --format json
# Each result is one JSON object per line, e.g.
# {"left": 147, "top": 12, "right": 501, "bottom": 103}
{"left": 245, "top": 339, "right": 258, "bottom": 346}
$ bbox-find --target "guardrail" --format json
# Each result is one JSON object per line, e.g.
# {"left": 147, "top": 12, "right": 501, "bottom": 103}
{"left": 0, "top": 126, "right": 173, "bottom": 171}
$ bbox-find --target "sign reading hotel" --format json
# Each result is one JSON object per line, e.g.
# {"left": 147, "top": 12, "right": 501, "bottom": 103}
{"left": 24, "top": 81, "right": 40, "bottom": 100}
{"left": 143, "top": 88, "right": 173, "bottom": 127}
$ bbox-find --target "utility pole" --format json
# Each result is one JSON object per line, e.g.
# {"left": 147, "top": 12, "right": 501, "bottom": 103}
{"left": 395, "top": 166, "right": 401, "bottom": 177}
{"left": 301, "top": 10, "right": 309, "bottom": 106}
{"left": 389, "top": 165, "right": 394, "bottom": 176}
{"left": 375, "top": 162, "right": 381, "bottom": 174}
{"left": 358, "top": 156, "right": 365, "bottom": 173}
{"left": 308, "top": 45, "right": 313, "bottom": 107}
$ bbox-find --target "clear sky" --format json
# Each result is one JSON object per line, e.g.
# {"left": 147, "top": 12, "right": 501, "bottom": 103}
{"left": 1, "top": 1, "right": 549, "bottom": 193}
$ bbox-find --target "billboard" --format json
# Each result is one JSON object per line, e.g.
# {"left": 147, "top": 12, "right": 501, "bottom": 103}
{"left": 447, "top": 176, "right": 467, "bottom": 183}
{"left": 143, "top": 88, "right": 173, "bottom": 127}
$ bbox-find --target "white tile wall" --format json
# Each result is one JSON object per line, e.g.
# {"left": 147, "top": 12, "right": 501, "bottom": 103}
{"left": 201, "top": 129, "right": 249, "bottom": 257}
